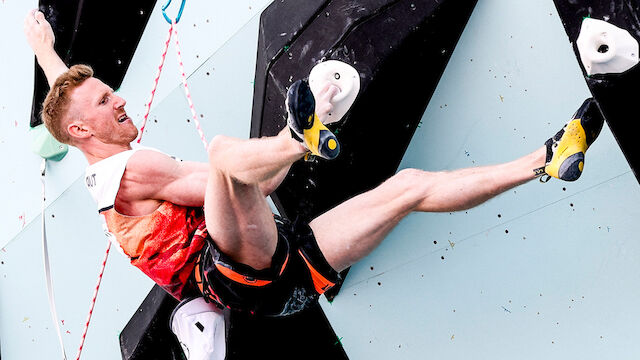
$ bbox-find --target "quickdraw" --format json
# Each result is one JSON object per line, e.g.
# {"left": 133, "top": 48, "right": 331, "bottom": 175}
{"left": 162, "top": 0, "right": 186, "bottom": 25}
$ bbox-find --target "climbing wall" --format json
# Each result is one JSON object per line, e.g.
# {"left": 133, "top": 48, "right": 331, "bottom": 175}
{"left": 1, "top": 0, "right": 639, "bottom": 359}
{"left": 0, "top": 1, "right": 271, "bottom": 359}
{"left": 320, "top": 1, "right": 640, "bottom": 359}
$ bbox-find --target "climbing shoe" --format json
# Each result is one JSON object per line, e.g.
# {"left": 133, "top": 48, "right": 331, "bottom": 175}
{"left": 286, "top": 79, "right": 340, "bottom": 160}
{"left": 534, "top": 98, "right": 604, "bottom": 182}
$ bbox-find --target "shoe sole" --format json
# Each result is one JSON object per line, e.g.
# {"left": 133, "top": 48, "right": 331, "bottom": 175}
{"left": 545, "top": 98, "right": 603, "bottom": 181}
{"left": 287, "top": 80, "right": 340, "bottom": 160}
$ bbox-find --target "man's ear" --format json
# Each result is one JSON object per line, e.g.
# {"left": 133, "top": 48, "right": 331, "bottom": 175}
{"left": 67, "top": 121, "right": 91, "bottom": 140}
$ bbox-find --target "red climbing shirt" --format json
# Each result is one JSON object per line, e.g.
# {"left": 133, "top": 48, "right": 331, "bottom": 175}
{"left": 85, "top": 147, "right": 205, "bottom": 299}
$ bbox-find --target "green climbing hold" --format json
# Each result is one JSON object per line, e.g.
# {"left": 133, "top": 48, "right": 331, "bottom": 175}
{"left": 30, "top": 124, "right": 68, "bottom": 161}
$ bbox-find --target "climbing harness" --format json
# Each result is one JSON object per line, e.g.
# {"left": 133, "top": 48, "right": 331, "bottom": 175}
{"left": 41, "top": 0, "right": 209, "bottom": 358}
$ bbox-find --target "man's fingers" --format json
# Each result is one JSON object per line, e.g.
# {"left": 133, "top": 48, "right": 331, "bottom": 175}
{"left": 320, "top": 82, "right": 332, "bottom": 93}
{"left": 24, "top": 9, "right": 38, "bottom": 26}
{"left": 34, "top": 11, "right": 46, "bottom": 24}
{"left": 328, "top": 85, "right": 341, "bottom": 99}
{"left": 24, "top": 8, "right": 57, "bottom": 52}
{"left": 320, "top": 84, "right": 341, "bottom": 102}
{"left": 318, "top": 103, "right": 333, "bottom": 115}
{"left": 319, "top": 82, "right": 338, "bottom": 95}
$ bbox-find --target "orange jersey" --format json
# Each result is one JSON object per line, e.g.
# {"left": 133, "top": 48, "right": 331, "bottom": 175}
{"left": 85, "top": 148, "right": 205, "bottom": 299}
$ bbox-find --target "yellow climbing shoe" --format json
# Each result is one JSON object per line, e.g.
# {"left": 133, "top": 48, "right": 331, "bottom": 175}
{"left": 535, "top": 98, "right": 604, "bottom": 182}
{"left": 286, "top": 79, "right": 340, "bottom": 160}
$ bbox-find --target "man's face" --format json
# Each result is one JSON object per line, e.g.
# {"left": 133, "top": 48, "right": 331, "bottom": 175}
{"left": 69, "top": 77, "right": 138, "bottom": 145}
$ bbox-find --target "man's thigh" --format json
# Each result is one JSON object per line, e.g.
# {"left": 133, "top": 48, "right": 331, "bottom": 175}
{"left": 204, "top": 168, "right": 278, "bottom": 270}
{"left": 309, "top": 170, "right": 422, "bottom": 272}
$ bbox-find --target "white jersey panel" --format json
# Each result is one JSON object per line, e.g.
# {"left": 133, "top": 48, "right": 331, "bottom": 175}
{"left": 84, "top": 146, "right": 166, "bottom": 212}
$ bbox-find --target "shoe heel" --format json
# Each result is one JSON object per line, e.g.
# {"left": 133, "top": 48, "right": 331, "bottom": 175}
{"left": 318, "top": 129, "right": 340, "bottom": 160}
{"left": 558, "top": 152, "right": 585, "bottom": 181}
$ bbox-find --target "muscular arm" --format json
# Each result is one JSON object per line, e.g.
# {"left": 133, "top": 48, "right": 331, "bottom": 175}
{"left": 117, "top": 147, "right": 290, "bottom": 216}
{"left": 115, "top": 150, "right": 208, "bottom": 215}
{"left": 24, "top": 9, "right": 68, "bottom": 87}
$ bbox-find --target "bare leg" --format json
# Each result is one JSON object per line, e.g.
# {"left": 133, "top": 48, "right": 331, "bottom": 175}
{"left": 204, "top": 134, "right": 306, "bottom": 269}
{"left": 203, "top": 84, "right": 338, "bottom": 269}
{"left": 310, "top": 147, "right": 546, "bottom": 272}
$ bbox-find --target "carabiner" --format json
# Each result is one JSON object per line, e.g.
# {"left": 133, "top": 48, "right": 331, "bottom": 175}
{"left": 162, "top": 0, "right": 186, "bottom": 24}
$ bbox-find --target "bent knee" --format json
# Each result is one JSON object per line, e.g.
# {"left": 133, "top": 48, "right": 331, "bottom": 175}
{"left": 387, "top": 168, "right": 440, "bottom": 203}
{"left": 207, "top": 135, "right": 232, "bottom": 161}
{"left": 390, "top": 168, "right": 437, "bottom": 188}
{"left": 393, "top": 168, "right": 425, "bottom": 181}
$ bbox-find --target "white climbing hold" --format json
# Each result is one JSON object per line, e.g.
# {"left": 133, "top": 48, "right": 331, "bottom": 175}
{"left": 309, "top": 60, "right": 360, "bottom": 124}
{"left": 576, "top": 18, "right": 639, "bottom": 75}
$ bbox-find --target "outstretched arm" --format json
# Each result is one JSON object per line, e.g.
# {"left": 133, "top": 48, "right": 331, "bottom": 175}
{"left": 115, "top": 150, "right": 209, "bottom": 216}
{"left": 116, "top": 146, "right": 294, "bottom": 216}
{"left": 24, "top": 9, "right": 68, "bottom": 87}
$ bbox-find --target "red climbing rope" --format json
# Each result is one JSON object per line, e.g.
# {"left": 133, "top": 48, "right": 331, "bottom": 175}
{"left": 137, "top": 23, "right": 173, "bottom": 143}
{"left": 74, "top": 12, "right": 208, "bottom": 360}
{"left": 172, "top": 20, "right": 208, "bottom": 150}
{"left": 137, "top": 20, "right": 208, "bottom": 150}
{"left": 75, "top": 236, "right": 111, "bottom": 360}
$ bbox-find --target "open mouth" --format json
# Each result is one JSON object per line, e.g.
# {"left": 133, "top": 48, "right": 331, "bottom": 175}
{"left": 118, "top": 114, "right": 130, "bottom": 123}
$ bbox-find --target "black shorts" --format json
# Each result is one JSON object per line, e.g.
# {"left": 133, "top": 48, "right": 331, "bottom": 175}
{"left": 192, "top": 216, "right": 341, "bottom": 316}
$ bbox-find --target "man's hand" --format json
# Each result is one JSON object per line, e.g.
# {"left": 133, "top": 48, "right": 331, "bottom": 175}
{"left": 23, "top": 9, "right": 68, "bottom": 87}
{"left": 24, "top": 9, "right": 55, "bottom": 57}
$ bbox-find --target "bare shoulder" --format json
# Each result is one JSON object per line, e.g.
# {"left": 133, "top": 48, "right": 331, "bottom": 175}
{"left": 116, "top": 150, "right": 179, "bottom": 205}
{"left": 117, "top": 149, "right": 208, "bottom": 210}
{"left": 126, "top": 149, "right": 179, "bottom": 176}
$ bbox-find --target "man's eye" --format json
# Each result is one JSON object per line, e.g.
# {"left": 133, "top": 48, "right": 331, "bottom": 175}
{"left": 100, "top": 97, "right": 108, "bottom": 105}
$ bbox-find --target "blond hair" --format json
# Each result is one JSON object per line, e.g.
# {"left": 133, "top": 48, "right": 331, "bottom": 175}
{"left": 41, "top": 65, "right": 94, "bottom": 144}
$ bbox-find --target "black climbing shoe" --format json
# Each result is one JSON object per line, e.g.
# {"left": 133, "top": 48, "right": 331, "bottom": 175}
{"left": 286, "top": 79, "right": 340, "bottom": 160}
{"left": 534, "top": 98, "right": 604, "bottom": 182}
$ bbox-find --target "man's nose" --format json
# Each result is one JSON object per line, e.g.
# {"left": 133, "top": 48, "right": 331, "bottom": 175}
{"left": 114, "top": 95, "right": 127, "bottom": 109}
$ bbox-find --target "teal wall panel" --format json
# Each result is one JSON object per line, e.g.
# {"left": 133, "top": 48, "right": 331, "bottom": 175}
{"left": 321, "top": 1, "right": 640, "bottom": 359}
{"left": 2, "top": 0, "right": 639, "bottom": 359}
{"left": 0, "top": 179, "right": 154, "bottom": 359}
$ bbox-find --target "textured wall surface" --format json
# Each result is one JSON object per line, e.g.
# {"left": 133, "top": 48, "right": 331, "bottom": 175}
{"left": 321, "top": 1, "right": 640, "bottom": 359}
{"left": 1, "top": 0, "right": 639, "bottom": 359}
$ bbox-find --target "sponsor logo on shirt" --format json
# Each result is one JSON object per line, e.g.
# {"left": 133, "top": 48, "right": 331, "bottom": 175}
{"left": 86, "top": 173, "right": 97, "bottom": 188}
